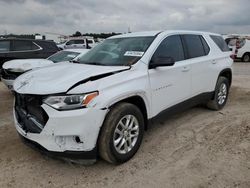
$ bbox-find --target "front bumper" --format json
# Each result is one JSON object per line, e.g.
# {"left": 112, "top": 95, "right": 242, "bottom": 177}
{"left": 1, "top": 78, "right": 14, "bottom": 90}
{"left": 14, "top": 102, "right": 108, "bottom": 160}
{"left": 19, "top": 133, "right": 97, "bottom": 161}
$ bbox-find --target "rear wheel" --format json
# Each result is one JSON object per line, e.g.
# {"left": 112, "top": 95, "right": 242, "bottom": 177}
{"left": 242, "top": 53, "right": 250, "bottom": 62}
{"left": 98, "top": 103, "right": 144, "bottom": 164}
{"left": 207, "top": 77, "right": 229, "bottom": 110}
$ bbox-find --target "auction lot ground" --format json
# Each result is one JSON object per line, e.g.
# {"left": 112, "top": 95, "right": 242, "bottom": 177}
{"left": 0, "top": 63, "right": 249, "bottom": 188}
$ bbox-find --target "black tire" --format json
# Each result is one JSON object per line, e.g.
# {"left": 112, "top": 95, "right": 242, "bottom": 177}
{"left": 242, "top": 53, "right": 250, "bottom": 62}
{"left": 98, "top": 103, "right": 144, "bottom": 164}
{"left": 207, "top": 77, "right": 229, "bottom": 110}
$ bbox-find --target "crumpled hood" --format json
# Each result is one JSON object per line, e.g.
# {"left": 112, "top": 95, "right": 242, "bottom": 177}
{"left": 13, "top": 62, "right": 130, "bottom": 94}
{"left": 3, "top": 59, "right": 53, "bottom": 72}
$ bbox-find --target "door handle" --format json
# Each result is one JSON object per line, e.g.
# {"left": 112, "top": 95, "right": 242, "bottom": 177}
{"left": 212, "top": 60, "right": 217, "bottom": 64}
{"left": 182, "top": 66, "right": 190, "bottom": 72}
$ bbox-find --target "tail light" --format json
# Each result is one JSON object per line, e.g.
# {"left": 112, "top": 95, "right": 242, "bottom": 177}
{"left": 236, "top": 40, "right": 240, "bottom": 49}
{"left": 230, "top": 54, "right": 235, "bottom": 60}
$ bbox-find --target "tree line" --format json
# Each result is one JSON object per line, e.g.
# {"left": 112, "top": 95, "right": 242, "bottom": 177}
{"left": 0, "top": 31, "right": 122, "bottom": 40}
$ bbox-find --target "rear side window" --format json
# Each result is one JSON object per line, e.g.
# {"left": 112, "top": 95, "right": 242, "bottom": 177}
{"left": 87, "top": 39, "right": 93, "bottom": 44}
{"left": 12, "top": 40, "right": 39, "bottom": 51}
{"left": 0, "top": 41, "right": 10, "bottom": 52}
{"left": 210, "top": 35, "right": 230, "bottom": 52}
{"left": 182, "top": 35, "right": 206, "bottom": 58}
{"left": 153, "top": 35, "right": 184, "bottom": 62}
{"left": 200, "top": 36, "right": 210, "bottom": 55}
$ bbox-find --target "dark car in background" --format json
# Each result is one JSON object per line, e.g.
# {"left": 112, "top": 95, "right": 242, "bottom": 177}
{"left": 0, "top": 38, "right": 59, "bottom": 75}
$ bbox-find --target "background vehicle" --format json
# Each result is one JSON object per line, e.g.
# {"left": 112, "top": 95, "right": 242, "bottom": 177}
{"left": 13, "top": 30, "right": 233, "bottom": 164}
{"left": 57, "top": 37, "right": 96, "bottom": 50}
{"left": 225, "top": 35, "right": 250, "bottom": 62}
{"left": 1, "top": 49, "right": 89, "bottom": 90}
{"left": 0, "top": 38, "right": 59, "bottom": 76}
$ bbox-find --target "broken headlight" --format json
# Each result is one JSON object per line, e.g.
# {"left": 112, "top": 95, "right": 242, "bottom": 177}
{"left": 44, "top": 92, "right": 98, "bottom": 110}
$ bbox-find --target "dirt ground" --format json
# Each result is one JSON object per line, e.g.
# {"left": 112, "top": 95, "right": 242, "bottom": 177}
{"left": 0, "top": 63, "right": 249, "bottom": 188}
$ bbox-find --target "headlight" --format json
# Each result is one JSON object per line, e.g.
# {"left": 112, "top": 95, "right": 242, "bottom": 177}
{"left": 44, "top": 92, "right": 98, "bottom": 110}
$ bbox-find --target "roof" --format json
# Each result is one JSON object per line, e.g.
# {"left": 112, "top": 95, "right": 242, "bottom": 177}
{"left": 109, "top": 31, "right": 162, "bottom": 39}
{"left": 109, "top": 30, "right": 221, "bottom": 39}
{"left": 0, "top": 38, "right": 55, "bottom": 42}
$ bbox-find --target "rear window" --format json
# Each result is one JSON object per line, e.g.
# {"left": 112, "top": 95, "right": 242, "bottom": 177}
{"left": 182, "top": 35, "right": 206, "bottom": 58}
{"left": 47, "top": 51, "right": 80, "bottom": 63}
{"left": 0, "top": 41, "right": 10, "bottom": 52}
{"left": 210, "top": 35, "right": 230, "bottom": 52}
{"left": 36, "top": 41, "right": 58, "bottom": 51}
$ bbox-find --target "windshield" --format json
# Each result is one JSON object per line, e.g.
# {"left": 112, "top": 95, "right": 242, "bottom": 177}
{"left": 47, "top": 51, "right": 80, "bottom": 63}
{"left": 77, "top": 36, "right": 155, "bottom": 66}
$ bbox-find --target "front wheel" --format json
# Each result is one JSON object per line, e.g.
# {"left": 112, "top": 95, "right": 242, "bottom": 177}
{"left": 98, "top": 103, "right": 144, "bottom": 164}
{"left": 207, "top": 77, "right": 229, "bottom": 110}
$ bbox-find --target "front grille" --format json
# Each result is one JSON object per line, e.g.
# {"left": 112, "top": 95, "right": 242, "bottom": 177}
{"left": 2, "top": 69, "right": 23, "bottom": 80}
{"left": 15, "top": 93, "right": 49, "bottom": 133}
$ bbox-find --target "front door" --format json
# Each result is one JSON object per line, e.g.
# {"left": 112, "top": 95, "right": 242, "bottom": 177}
{"left": 148, "top": 35, "right": 192, "bottom": 117}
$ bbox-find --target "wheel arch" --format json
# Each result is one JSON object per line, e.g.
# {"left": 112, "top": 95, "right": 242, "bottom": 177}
{"left": 242, "top": 52, "right": 250, "bottom": 61}
{"left": 109, "top": 95, "right": 149, "bottom": 130}
{"left": 218, "top": 68, "right": 232, "bottom": 87}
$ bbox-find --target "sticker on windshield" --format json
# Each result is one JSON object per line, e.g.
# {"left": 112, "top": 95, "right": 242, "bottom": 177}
{"left": 124, "top": 51, "right": 144, "bottom": 57}
{"left": 67, "top": 54, "right": 77, "bottom": 58}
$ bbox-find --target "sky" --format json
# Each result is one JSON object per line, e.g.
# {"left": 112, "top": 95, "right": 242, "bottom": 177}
{"left": 1, "top": 0, "right": 250, "bottom": 38}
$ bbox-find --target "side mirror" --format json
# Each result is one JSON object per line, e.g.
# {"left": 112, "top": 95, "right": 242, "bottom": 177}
{"left": 149, "top": 56, "right": 175, "bottom": 69}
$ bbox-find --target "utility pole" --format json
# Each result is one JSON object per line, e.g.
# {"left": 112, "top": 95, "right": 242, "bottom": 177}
{"left": 128, "top": 26, "right": 131, "bottom": 33}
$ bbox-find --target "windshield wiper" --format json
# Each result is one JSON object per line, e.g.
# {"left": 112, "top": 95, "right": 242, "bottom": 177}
{"left": 84, "top": 62, "right": 106, "bottom": 66}
{"left": 70, "top": 60, "right": 81, "bottom": 64}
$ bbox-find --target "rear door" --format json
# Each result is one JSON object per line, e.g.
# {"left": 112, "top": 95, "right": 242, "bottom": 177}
{"left": 181, "top": 34, "right": 212, "bottom": 96}
{"left": 148, "top": 35, "right": 192, "bottom": 116}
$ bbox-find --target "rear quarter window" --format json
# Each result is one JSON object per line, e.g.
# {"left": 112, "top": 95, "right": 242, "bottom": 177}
{"left": 210, "top": 35, "right": 230, "bottom": 52}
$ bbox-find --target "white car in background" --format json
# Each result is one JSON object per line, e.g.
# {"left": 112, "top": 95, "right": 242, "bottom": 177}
{"left": 225, "top": 36, "right": 250, "bottom": 62}
{"left": 13, "top": 30, "right": 233, "bottom": 164}
{"left": 1, "top": 49, "right": 89, "bottom": 90}
{"left": 57, "top": 38, "right": 96, "bottom": 50}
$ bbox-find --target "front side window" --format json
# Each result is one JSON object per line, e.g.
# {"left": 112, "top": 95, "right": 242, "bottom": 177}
{"left": 0, "top": 41, "right": 10, "bottom": 52}
{"left": 152, "top": 35, "right": 185, "bottom": 62}
{"left": 47, "top": 51, "right": 80, "bottom": 63}
{"left": 182, "top": 35, "right": 205, "bottom": 58}
{"left": 66, "top": 40, "right": 74, "bottom": 45}
{"left": 77, "top": 36, "right": 155, "bottom": 66}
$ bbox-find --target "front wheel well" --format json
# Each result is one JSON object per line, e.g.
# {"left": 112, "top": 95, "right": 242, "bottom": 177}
{"left": 109, "top": 96, "right": 148, "bottom": 130}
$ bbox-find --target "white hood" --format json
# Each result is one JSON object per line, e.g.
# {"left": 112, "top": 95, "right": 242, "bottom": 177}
{"left": 3, "top": 59, "right": 54, "bottom": 72}
{"left": 13, "top": 62, "right": 130, "bottom": 95}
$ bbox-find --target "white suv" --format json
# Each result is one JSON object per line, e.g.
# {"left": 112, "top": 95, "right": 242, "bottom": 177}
{"left": 57, "top": 38, "right": 96, "bottom": 50}
{"left": 13, "top": 30, "right": 233, "bottom": 164}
